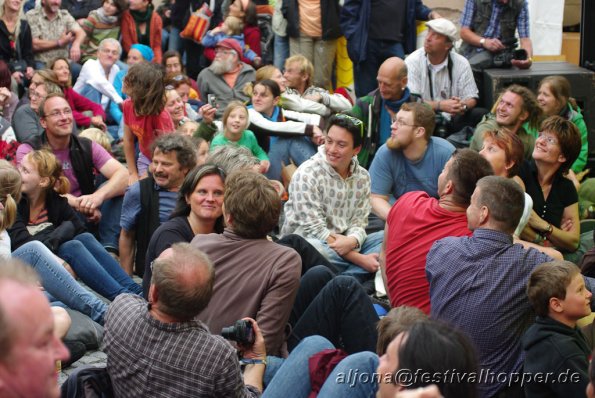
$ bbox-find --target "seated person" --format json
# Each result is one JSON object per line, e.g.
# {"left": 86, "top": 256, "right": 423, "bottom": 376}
{"left": 191, "top": 170, "right": 301, "bottom": 356}
{"left": 202, "top": 15, "right": 261, "bottom": 66}
{"left": 162, "top": 50, "right": 200, "bottom": 95}
{"left": 120, "top": 0, "right": 163, "bottom": 63}
{"left": 74, "top": 38, "right": 124, "bottom": 113}
{"left": 519, "top": 116, "right": 582, "bottom": 253}
{"left": 282, "top": 114, "right": 383, "bottom": 278}
{"left": 523, "top": 260, "right": 591, "bottom": 397}
{"left": 103, "top": 243, "right": 265, "bottom": 396}
{"left": 79, "top": 0, "right": 128, "bottom": 63}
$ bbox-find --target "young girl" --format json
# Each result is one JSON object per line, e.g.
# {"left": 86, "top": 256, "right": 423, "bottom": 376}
{"left": 123, "top": 62, "right": 175, "bottom": 183}
{"left": 202, "top": 16, "right": 260, "bottom": 66}
{"left": 0, "top": 159, "right": 108, "bottom": 324}
{"left": 210, "top": 101, "right": 269, "bottom": 173}
{"left": 9, "top": 149, "right": 142, "bottom": 301}
{"left": 79, "top": 0, "right": 129, "bottom": 63}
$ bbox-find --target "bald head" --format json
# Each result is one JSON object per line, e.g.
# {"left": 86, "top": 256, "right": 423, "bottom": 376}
{"left": 151, "top": 243, "right": 215, "bottom": 320}
{"left": 377, "top": 57, "right": 408, "bottom": 101}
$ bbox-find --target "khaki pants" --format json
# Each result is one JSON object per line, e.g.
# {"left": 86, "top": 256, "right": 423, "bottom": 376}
{"left": 289, "top": 36, "right": 337, "bottom": 89}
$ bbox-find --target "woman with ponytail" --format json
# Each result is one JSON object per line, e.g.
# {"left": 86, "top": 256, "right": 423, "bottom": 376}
{"left": 8, "top": 149, "right": 142, "bottom": 301}
{"left": 0, "top": 159, "right": 107, "bottom": 324}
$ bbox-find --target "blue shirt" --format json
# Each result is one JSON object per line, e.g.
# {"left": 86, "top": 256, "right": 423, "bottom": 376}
{"left": 369, "top": 137, "right": 454, "bottom": 200}
{"left": 460, "top": 0, "right": 530, "bottom": 41}
{"left": 426, "top": 229, "right": 552, "bottom": 397}
{"left": 120, "top": 181, "right": 178, "bottom": 231}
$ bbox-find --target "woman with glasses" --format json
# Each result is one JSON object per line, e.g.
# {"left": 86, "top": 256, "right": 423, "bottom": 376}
{"left": 142, "top": 164, "right": 225, "bottom": 297}
{"left": 12, "top": 70, "right": 63, "bottom": 142}
{"left": 518, "top": 116, "right": 582, "bottom": 253}
{"left": 49, "top": 57, "right": 107, "bottom": 131}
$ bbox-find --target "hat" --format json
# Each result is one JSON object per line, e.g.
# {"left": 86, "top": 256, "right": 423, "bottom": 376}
{"left": 130, "top": 44, "right": 154, "bottom": 62}
{"left": 216, "top": 38, "right": 243, "bottom": 58}
{"left": 425, "top": 18, "right": 459, "bottom": 43}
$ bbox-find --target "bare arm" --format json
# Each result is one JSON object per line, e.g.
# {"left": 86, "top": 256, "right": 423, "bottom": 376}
{"left": 118, "top": 229, "right": 136, "bottom": 275}
{"left": 522, "top": 205, "right": 580, "bottom": 252}
{"left": 371, "top": 193, "right": 391, "bottom": 221}
{"left": 123, "top": 125, "right": 139, "bottom": 183}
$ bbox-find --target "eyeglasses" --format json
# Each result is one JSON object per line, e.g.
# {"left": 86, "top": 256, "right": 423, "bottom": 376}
{"left": 334, "top": 114, "right": 364, "bottom": 137}
{"left": 392, "top": 118, "right": 419, "bottom": 128}
{"left": 537, "top": 132, "right": 559, "bottom": 146}
{"left": 46, "top": 109, "right": 72, "bottom": 118}
{"left": 100, "top": 48, "right": 120, "bottom": 56}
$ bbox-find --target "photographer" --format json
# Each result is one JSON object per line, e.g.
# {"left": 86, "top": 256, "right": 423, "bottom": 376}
{"left": 103, "top": 242, "right": 265, "bottom": 396}
{"left": 459, "top": 0, "right": 532, "bottom": 70}
{"left": 0, "top": 0, "right": 34, "bottom": 91}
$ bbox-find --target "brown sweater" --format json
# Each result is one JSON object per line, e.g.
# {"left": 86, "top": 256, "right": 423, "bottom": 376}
{"left": 191, "top": 229, "right": 301, "bottom": 356}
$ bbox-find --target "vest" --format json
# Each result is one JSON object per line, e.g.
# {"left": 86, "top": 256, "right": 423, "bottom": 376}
{"left": 25, "top": 133, "right": 96, "bottom": 195}
{"left": 134, "top": 175, "right": 161, "bottom": 278}
{"left": 459, "top": 0, "right": 525, "bottom": 56}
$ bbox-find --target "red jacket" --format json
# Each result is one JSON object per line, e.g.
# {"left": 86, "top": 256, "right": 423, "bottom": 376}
{"left": 63, "top": 87, "right": 106, "bottom": 128}
{"left": 120, "top": 10, "right": 163, "bottom": 64}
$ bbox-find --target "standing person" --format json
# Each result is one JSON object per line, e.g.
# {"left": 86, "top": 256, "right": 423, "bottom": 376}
{"left": 120, "top": 0, "right": 163, "bottom": 63}
{"left": 0, "top": 0, "right": 34, "bottom": 89}
{"left": 122, "top": 62, "right": 175, "bottom": 182}
{"left": 9, "top": 149, "right": 142, "bottom": 301}
{"left": 26, "top": 0, "right": 86, "bottom": 68}
{"left": 282, "top": 0, "right": 341, "bottom": 89}
{"left": 340, "top": 0, "right": 440, "bottom": 97}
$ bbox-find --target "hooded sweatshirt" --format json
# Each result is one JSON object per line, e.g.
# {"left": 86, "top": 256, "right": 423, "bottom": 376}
{"left": 521, "top": 316, "right": 590, "bottom": 397}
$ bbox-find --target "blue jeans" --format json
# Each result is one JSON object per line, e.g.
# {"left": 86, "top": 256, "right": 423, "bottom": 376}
{"left": 57, "top": 232, "right": 142, "bottom": 300}
{"left": 13, "top": 240, "right": 108, "bottom": 324}
{"left": 263, "top": 336, "right": 335, "bottom": 398}
{"left": 266, "top": 137, "right": 317, "bottom": 181}
{"left": 98, "top": 195, "right": 123, "bottom": 252}
{"left": 306, "top": 230, "right": 384, "bottom": 275}
{"left": 274, "top": 34, "right": 290, "bottom": 71}
{"left": 78, "top": 83, "right": 103, "bottom": 106}
{"left": 353, "top": 40, "right": 404, "bottom": 97}
{"left": 168, "top": 27, "right": 184, "bottom": 53}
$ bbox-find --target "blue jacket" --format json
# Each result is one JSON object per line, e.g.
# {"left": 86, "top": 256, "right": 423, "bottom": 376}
{"left": 340, "top": 0, "right": 432, "bottom": 63}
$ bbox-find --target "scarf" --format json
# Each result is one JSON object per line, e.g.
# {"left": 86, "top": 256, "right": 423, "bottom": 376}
{"left": 247, "top": 104, "right": 281, "bottom": 121}
{"left": 131, "top": 5, "right": 153, "bottom": 45}
{"left": 379, "top": 88, "right": 412, "bottom": 143}
{"left": 383, "top": 87, "right": 412, "bottom": 113}
{"left": 94, "top": 7, "right": 119, "bottom": 25}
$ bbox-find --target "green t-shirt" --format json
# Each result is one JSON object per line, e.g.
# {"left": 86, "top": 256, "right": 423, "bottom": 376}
{"left": 210, "top": 130, "right": 269, "bottom": 161}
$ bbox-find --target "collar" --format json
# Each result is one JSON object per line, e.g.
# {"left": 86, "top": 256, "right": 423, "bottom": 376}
{"left": 315, "top": 145, "right": 359, "bottom": 179}
{"left": 472, "top": 228, "right": 514, "bottom": 244}
{"left": 425, "top": 53, "right": 449, "bottom": 70}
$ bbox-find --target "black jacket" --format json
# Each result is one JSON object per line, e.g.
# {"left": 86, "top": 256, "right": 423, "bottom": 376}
{"left": 521, "top": 316, "right": 590, "bottom": 397}
{"left": 8, "top": 190, "right": 86, "bottom": 253}
{"left": 0, "top": 19, "right": 34, "bottom": 69}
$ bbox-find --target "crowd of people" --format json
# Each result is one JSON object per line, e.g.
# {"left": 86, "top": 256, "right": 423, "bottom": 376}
{"left": 0, "top": 0, "right": 594, "bottom": 397}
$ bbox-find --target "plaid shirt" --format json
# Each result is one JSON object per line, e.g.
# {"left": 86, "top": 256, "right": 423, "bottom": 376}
{"left": 426, "top": 229, "right": 551, "bottom": 397}
{"left": 103, "top": 294, "right": 260, "bottom": 398}
{"left": 460, "top": 0, "right": 529, "bottom": 39}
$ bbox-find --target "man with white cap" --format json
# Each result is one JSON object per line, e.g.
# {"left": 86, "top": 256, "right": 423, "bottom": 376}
{"left": 405, "top": 18, "right": 485, "bottom": 136}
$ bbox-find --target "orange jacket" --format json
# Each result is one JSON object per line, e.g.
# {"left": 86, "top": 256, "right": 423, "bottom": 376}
{"left": 120, "top": 10, "right": 163, "bottom": 64}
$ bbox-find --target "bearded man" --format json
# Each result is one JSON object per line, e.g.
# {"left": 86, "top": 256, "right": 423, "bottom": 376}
{"left": 368, "top": 102, "right": 455, "bottom": 220}
{"left": 197, "top": 38, "right": 256, "bottom": 117}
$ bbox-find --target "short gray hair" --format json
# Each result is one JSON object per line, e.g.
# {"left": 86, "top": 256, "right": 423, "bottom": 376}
{"left": 99, "top": 38, "right": 122, "bottom": 58}
{"left": 207, "top": 145, "right": 259, "bottom": 174}
{"left": 151, "top": 243, "right": 214, "bottom": 320}
{"left": 151, "top": 133, "right": 197, "bottom": 171}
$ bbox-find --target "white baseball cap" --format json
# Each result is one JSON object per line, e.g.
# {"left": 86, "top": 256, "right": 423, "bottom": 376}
{"left": 426, "top": 18, "right": 459, "bottom": 43}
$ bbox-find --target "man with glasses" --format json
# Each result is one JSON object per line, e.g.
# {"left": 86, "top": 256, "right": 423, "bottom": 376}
{"left": 16, "top": 93, "right": 128, "bottom": 255}
{"left": 73, "top": 38, "right": 124, "bottom": 114}
{"left": 282, "top": 113, "right": 384, "bottom": 278}
{"left": 369, "top": 102, "right": 455, "bottom": 221}
{"left": 197, "top": 38, "right": 255, "bottom": 118}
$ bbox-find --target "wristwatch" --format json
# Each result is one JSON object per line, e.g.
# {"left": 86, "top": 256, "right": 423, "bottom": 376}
{"left": 479, "top": 38, "right": 486, "bottom": 48}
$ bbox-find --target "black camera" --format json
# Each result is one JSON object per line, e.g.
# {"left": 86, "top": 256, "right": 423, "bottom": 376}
{"left": 221, "top": 320, "right": 255, "bottom": 345}
{"left": 492, "top": 38, "right": 527, "bottom": 68}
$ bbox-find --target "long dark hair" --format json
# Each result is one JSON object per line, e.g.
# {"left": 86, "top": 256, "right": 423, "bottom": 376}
{"left": 170, "top": 164, "right": 226, "bottom": 233}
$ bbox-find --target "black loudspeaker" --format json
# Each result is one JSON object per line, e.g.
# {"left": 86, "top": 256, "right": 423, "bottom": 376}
{"left": 581, "top": 0, "right": 595, "bottom": 70}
